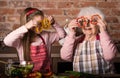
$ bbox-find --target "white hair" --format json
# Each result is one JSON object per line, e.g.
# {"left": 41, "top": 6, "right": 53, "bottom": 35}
{"left": 77, "top": 6, "right": 105, "bottom": 20}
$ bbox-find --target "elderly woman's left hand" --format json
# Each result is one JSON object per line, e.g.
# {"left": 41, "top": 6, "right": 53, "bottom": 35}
{"left": 97, "top": 18, "right": 107, "bottom": 32}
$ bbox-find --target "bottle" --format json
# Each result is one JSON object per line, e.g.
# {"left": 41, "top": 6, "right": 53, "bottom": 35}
{"left": 5, "top": 59, "right": 13, "bottom": 76}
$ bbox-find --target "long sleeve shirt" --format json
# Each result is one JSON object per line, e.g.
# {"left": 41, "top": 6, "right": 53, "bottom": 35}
{"left": 4, "top": 23, "right": 65, "bottom": 62}
{"left": 60, "top": 31, "right": 117, "bottom": 61}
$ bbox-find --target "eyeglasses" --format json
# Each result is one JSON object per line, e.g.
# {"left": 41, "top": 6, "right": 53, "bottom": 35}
{"left": 76, "top": 14, "right": 101, "bottom": 27}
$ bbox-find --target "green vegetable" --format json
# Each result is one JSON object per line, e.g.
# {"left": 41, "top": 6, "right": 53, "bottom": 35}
{"left": 26, "top": 64, "right": 33, "bottom": 70}
{"left": 65, "top": 71, "right": 100, "bottom": 78}
{"left": 11, "top": 68, "right": 22, "bottom": 77}
{"left": 65, "top": 71, "right": 80, "bottom": 77}
{"left": 58, "top": 76, "right": 69, "bottom": 78}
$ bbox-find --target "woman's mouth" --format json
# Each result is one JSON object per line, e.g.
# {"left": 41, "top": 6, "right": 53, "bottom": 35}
{"left": 84, "top": 28, "right": 92, "bottom": 30}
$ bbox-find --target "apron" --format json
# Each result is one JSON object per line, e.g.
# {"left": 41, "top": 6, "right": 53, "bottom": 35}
{"left": 73, "top": 35, "right": 113, "bottom": 74}
{"left": 30, "top": 34, "right": 51, "bottom": 74}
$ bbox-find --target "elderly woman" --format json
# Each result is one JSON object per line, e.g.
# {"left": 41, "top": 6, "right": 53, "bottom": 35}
{"left": 60, "top": 6, "right": 117, "bottom": 74}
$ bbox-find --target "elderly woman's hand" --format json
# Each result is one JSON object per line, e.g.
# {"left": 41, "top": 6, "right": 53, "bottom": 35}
{"left": 68, "top": 19, "right": 78, "bottom": 34}
{"left": 97, "top": 18, "right": 107, "bottom": 32}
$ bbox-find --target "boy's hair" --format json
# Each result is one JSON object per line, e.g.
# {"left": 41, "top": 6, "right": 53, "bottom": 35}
{"left": 21, "top": 7, "right": 44, "bottom": 61}
{"left": 20, "top": 7, "right": 44, "bottom": 26}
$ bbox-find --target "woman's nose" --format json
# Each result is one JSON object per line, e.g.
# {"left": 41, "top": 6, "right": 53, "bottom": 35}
{"left": 86, "top": 20, "right": 90, "bottom": 27}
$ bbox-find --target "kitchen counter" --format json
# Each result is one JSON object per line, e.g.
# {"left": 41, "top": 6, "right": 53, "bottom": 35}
{"left": 0, "top": 73, "right": 120, "bottom": 78}
{"left": 0, "top": 45, "right": 120, "bottom": 74}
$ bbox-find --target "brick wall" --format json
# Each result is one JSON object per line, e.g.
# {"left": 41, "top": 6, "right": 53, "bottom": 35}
{"left": 0, "top": 0, "right": 120, "bottom": 73}
{"left": 0, "top": 0, "right": 120, "bottom": 41}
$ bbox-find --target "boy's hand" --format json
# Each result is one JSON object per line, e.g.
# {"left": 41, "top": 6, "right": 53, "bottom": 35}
{"left": 47, "top": 16, "right": 55, "bottom": 25}
{"left": 24, "top": 19, "right": 38, "bottom": 29}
